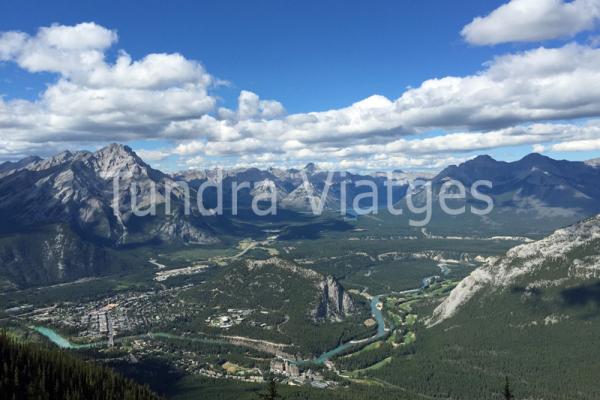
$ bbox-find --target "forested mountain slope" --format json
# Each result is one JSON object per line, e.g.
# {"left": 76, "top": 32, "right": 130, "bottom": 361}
{"left": 0, "top": 333, "right": 160, "bottom": 400}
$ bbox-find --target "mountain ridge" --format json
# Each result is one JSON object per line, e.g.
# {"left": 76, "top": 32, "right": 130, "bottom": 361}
{"left": 429, "top": 213, "right": 600, "bottom": 326}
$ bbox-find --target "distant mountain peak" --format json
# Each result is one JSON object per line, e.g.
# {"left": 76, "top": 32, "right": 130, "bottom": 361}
{"left": 586, "top": 158, "right": 600, "bottom": 167}
{"left": 0, "top": 155, "right": 42, "bottom": 176}
{"left": 91, "top": 143, "right": 155, "bottom": 180}
{"left": 471, "top": 154, "right": 496, "bottom": 163}
{"left": 94, "top": 143, "right": 138, "bottom": 161}
{"left": 518, "top": 152, "right": 553, "bottom": 164}
{"left": 303, "top": 162, "right": 319, "bottom": 173}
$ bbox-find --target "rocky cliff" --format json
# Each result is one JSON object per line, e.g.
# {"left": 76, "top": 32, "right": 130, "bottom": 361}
{"left": 245, "top": 257, "right": 355, "bottom": 322}
{"left": 312, "top": 275, "right": 356, "bottom": 322}
{"left": 0, "top": 224, "right": 125, "bottom": 286}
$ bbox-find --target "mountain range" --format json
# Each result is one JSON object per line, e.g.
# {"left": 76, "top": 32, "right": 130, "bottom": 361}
{"left": 0, "top": 144, "right": 599, "bottom": 287}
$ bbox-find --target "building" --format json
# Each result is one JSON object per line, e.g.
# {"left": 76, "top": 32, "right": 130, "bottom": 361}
{"left": 269, "top": 358, "right": 300, "bottom": 377}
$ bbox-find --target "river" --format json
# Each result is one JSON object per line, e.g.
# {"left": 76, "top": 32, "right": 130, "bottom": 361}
{"left": 33, "top": 326, "right": 95, "bottom": 349}
{"left": 308, "top": 294, "right": 387, "bottom": 364}
{"left": 34, "top": 296, "right": 386, "bottom": 364}
{"left": 33, "top": 278, "right": 431, "bottom": 364}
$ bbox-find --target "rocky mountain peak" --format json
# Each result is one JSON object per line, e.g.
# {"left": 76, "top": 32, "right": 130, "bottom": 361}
{"left": 516, "top": 152, "right": 556, "bottom": 169}
{"left": 95, "top": 143, "right": 136, "bottom": 158}
{"left": 471, "top": 154, "right": 496, "bottom": 163}
{"left": 0, "top": 155, "right": 43, "bottom": 178}
{"left": 91, "top": 143, "right": 151, "bottom": 180}
{"left": 303, "top": 162, "right": 319, "bottom": 174}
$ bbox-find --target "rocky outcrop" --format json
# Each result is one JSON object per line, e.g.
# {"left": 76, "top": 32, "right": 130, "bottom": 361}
{"left": 0, "top": 224, "right": 123, "bottom": 287}
{"left": 312, "top": 275, "right": 355, "bottom": 322}
{"left": 245, "top": 257, "right": 355, "bottom": 322}
{"left": 586, "top": 158, "right": 600, "bottom": 167}
{"left": 246, "top": 257, "right": 322, "bottom": 280}
{"left": 154, "top": 218, "right": 218, "bottom": 244}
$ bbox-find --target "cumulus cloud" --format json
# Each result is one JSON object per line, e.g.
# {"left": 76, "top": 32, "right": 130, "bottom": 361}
{"left": 462, "top": 0, "right": 600, "bottom": 45}
{"left": 1, "top": 22, "right": 600, "bottom": 171}
{"left": 167, "top": 44, "right": 600, "bottom": 156}
{"left": 218, "top": 90, "right": 285, "bottom": 120}
{"left": 0, "top": 22, "right": 216, "bottom": 144}
{"left": 135, "top": 149, "right": 172, "bottom": 162}
{"left": 551, "top": 138, "right": 600, "bottom": 151}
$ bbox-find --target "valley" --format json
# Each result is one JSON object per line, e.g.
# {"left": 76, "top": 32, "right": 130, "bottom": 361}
{"left": 1, "top": 146, "right": 600, "bottom": 399}
{"left": 3, "top": 4, "right": 600, "bottom": 399}
{"left": 0, "top": 209, "right": 522, "bottom": 398}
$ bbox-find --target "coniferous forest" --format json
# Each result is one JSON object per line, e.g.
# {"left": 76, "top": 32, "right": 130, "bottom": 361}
{"left": 0, "top": 333, "right": 160, "bottom": 400}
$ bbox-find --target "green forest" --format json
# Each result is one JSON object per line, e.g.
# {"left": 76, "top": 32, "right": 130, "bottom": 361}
{"left": 0, "top": 333, "right": 160, "bottom": 400}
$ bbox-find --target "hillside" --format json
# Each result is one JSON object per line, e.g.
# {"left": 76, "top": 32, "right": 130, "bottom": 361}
{"left": 430, "top": 214, "right": 600, "bottom": 325}
{"left": 0, "top": 333, "right": 160, "bottom": 400}
{"left": 388, "top": 214, "right": 600, "bottom": 399}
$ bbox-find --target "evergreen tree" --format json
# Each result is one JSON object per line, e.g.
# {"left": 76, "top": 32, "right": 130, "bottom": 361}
{"left": 0, "top": 333, "right": 160, "bottom": 400}
{"left": 504, "top": 376, "right": 514, "bottom": 400}
{"left": 258, "top": 377, "right": 282, "bottom": 400}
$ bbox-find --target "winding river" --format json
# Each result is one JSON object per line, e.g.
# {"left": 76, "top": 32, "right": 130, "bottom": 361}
{"left": 307, "top": 295, "right": 386, "bottom": 364}
{"left": 34, "top": 296, "right": 387, "bottom": 364}
{"left": 34, "top": 277, "right": 437, "bottom": 364}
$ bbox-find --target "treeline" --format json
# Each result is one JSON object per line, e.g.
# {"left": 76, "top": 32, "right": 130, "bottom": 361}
{"left": 0, "top": 333, "right": 160, "bottom": 400}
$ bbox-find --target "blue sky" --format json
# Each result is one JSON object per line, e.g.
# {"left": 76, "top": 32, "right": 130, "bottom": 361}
{"left": 1, "top": 0, "right": 600, "bottom": 171}
{"left": 0, "top": 1, "right": 506, "bottom": 108}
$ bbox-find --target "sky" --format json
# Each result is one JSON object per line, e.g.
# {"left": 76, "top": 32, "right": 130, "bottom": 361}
{"left": 1, "top": 0, "right": 600, "bottom": 172}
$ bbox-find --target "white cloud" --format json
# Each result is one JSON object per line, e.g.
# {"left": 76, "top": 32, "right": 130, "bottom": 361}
{"left": 232, "top": 90, "right": 285, "bottom": 120}
{"left": 135, "top": 149, "right": 172, "bottom": 162}
{"left": 462, "top": 0, "right": 600, "bottom": 45}
{"left": 166, "top": 44, "right": 600, "bottom": 154}
{"left": 2, "top": 22, "right": 600, "bottom": 171}
{"left": 0, "top": 22, "right": 216, "bottom": 143}
{"left": 551, "top": 138, "right": 600, "bottom": 151}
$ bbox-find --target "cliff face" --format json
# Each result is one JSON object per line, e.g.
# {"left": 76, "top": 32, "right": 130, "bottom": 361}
{"left": 245, "top": 258, "right": 355, "bottom": 322}
{"left": 312, "top": 275, "right": 355, "bottom": 322}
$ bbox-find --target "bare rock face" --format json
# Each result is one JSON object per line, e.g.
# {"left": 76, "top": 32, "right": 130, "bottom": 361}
{"left": 586, "top": 158, "right": 600, "bottom": 167}
{"left": 154, "top": 218, "right": 218, "bottom": 244}
{"left": 312, "top": 275, "right": 355, "bottom": 322}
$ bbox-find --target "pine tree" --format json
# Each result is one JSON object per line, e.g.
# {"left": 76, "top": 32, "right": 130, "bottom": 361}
{"left": 504, "top": 376, "right": 514, "bottom": 400}
{"left": 258, "top": 377, "right": 282, "bottom": 400}
{"left": 0, "top": 333, "right": 160, "bottom": 400}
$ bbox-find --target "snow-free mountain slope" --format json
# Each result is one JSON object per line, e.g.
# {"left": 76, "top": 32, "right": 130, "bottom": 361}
{"left": 430, "top": 214, "right": 600, "bottom": 326}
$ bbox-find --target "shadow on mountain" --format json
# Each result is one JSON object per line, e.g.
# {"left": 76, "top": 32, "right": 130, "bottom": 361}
{"left": 108, "top": 357, "right": 184, "bottom": 396}
{"left": 511, "top": 286, "right": 542, "bottom": 296}
{"left": 561, "top": 282, "right": 600, "bottom": 306}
